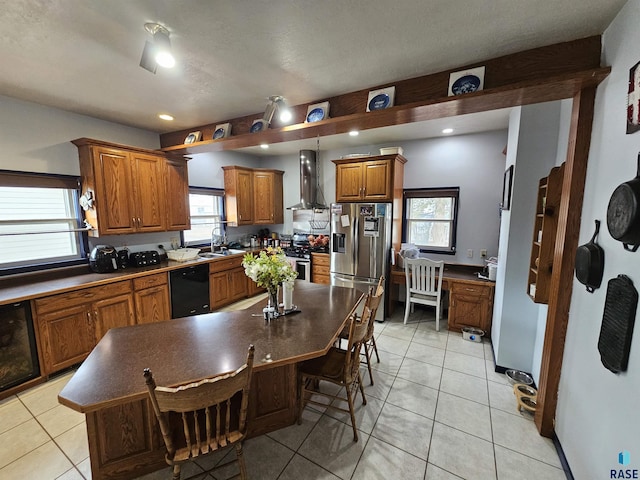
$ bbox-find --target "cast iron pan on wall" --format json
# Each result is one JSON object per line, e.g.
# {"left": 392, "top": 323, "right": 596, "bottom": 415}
{"left": 607, "top": 152, "right": 640, "bottom": 252}
{"left": 575, "top": 220, "right": 605, "bottom": 293}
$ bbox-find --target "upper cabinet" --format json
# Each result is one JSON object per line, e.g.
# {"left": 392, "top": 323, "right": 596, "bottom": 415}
{"left": 333, "top": 154, "right": 406, "bottom": 203}
{"left": 73, "top": 138, "right": 190, "bottom": 236}
{"left": 223, "top": 166, "right": 284, "bottom": 225}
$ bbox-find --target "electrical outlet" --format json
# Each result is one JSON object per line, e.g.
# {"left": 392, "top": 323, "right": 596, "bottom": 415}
{"left": 467, "top": 249, "right": 473, "bottom": 258}
{"left": 480, "top": 249, "right": 487, "bottom": 258}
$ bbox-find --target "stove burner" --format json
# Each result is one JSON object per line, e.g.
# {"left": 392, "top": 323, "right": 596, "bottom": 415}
{"left": 284, "top": 245, "right": 329, "bottom": 258}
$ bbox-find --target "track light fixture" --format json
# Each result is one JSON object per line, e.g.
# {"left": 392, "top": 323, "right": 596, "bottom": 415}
{"left": 140, "top": 23, "right": 175, "bottom": 74}
{"left": 262, "top": 95, "right": 292, "bottom": 125}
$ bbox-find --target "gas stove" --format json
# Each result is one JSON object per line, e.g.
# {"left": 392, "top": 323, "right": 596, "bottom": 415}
{"left": 283, "top": 245, "right": 329, "bottom": 259}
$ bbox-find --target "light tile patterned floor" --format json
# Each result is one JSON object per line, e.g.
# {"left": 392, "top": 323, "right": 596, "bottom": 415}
{"left": 0, "top": 301, "right": 567, "bottom": 480}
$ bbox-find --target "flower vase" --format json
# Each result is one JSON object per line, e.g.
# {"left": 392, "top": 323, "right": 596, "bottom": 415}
{"left": 264, "top": 286, "right": 280, "bottom": 319}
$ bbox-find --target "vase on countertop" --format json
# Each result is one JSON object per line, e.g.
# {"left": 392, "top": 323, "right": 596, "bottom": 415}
{"left": 283, "top": 281, "right": 294, "bottom": 311}
{"left": 264, "top": 286, "right": 280, "bottom": 320}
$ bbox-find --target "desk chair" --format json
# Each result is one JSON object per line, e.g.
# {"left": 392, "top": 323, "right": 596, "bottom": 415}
{"left": 404, "top": 257, "right": 444, "bottom": 330}
{"left": 144, "top": 345, "right": 255, "bottom": 480}
{"left": 298, "top": 293, "right": 371, "bottom": 441}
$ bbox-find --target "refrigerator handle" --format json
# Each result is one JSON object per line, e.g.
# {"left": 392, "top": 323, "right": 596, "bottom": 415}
{"left": 353, "top": 213, "right": 359, "bottom": 263}
{"left": 371, "top": 235, "right": 376, "bottom": 278}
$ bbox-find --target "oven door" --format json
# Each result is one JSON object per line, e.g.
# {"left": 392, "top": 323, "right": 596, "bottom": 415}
{"left": 288, "top": 257, "right": 311, "bottom": 283}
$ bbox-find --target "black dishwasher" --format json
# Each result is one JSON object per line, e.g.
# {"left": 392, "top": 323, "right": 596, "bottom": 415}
{"left": 169, "top": 264, "right": 210, "bottom": 318}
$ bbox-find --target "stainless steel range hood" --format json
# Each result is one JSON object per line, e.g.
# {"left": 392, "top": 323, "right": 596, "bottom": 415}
{"left": 287, "top": 149, "right": 328, "bottom": 210}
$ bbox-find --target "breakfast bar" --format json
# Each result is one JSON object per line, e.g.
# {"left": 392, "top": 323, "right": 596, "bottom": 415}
{"left": 57, "top": 282, "right": 360, "bottom": 480}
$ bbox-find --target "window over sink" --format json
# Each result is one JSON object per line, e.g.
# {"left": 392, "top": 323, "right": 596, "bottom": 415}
{"left": 403, "top": 187, "right": 459, "bottom": 254}
{"left": 182, "top": 187, "right": 225, "bottom": 246}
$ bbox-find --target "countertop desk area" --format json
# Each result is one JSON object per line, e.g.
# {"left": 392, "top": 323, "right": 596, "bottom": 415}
{"left": 389, "top": 264, "right": 495, "bottom": 334}
{"left": 58, "top": 282, "right": 360, "bottom": 480}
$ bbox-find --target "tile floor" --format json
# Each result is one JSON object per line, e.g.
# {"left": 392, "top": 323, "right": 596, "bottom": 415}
{"left": 0, "top": 299, "right": 567, "bottom": 480}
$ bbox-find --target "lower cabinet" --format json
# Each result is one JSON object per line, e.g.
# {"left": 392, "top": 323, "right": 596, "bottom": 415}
{"left": 209, "top": 256, "right": 248, "bottom": 310}
{"left": 447, "top": 282, "right": 494, "bottom": 335}
{"left": 34, "top": 281, "right": 135, "bottom": 375}
{"left": 133, "top": 273, "right": 171, "bottom": 324}
{"left": 311, "top": 253, "right": 330, "bottom": 284}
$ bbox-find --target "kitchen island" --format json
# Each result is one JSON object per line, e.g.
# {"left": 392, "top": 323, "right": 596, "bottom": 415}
{"left": 57, "top": 282, "right": 360, "bottom": 480}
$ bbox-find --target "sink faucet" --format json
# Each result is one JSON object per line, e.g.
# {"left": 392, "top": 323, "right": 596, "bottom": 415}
{"left": 211, "top": 221, "right": 227, "bottom": 251}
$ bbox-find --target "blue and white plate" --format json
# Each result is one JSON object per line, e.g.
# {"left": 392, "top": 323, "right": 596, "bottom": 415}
{"left": 213, "top": 128, "right": 225, "bottom": 139}
{"left": 184, "top": 133, "right": 197, "bottom": 144}
{"left": 250, "top": 121, "right": 264, "bottom": 133}
{"left": 306, "top": 107, "right": 325, "bottom": 123}
{"left": 368, "top": 93, "right": 390, "bottom": 111}
{"left": 451, "top": 75, "right": 481, "bottom": 95}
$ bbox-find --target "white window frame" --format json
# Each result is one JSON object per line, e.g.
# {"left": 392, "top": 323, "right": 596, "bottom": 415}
{"left": 182, "top": 187, "right": 225, "bottom": 247}
{"left": 403, "top": 187, "right": 459, "bottom": 254}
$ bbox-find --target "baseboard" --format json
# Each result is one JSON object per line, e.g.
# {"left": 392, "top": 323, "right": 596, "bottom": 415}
{"left": 553, "top": 434, "right": 574, "bottom": 480}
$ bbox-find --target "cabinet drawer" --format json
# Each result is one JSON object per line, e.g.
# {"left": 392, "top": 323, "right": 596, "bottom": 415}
{"left": 311, "top": 254, "right": 329, "bottom": 266}
{"left": 209, "top": 256, "right": 244, "bottom": 273}
{"left": 35, "top": 281, "right": 133, "bottom": 314}
{"left": 312, "top": 265, "right": 330, "bottom": 276}
{"left": 133, "top": 273, "right": 167, "bottom": 290}
{"left": 450, "top": 282, "right": 492, "bottom": 298}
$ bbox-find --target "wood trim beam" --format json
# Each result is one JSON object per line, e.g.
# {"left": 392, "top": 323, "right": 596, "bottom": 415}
{"left": 534, "top": 87, "right": 596, "bottom": 437}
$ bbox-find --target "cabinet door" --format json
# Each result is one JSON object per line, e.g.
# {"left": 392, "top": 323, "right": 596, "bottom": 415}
{"left": 92, "top": 293, "right": 135, "bottom": 343}
{"left": 335, "top": 163, "right": 364, "bottom": 202}
{"left": 247, "top": 277, "right": 265, "bottom": 297}
{"left": 210, "top": 271, "right": 231, "bottom": 310}
{"left": 253, "top": 171, "right": 275, "bottom": 224}
{"left": 362, "top": 160, "right": 392, "bottom": 200}
{"left": 448, "top": 284, "right": 493, "bottom": 333}
{"left": 38, "top": 305, "right": 95, "bottom": 374}
{"left": 131, "top": 153, "right": 166, "bottom": 232}
{"left": 229, "top": 268, "right": 249, "bottom": 302}
{"left": 165, "top": 159, "right": 191, "bottom": 231}
{"left": 134, "top": 285, "right": 171, "bottom": 325}
{"left": 93, "top": 147, "right": 136, "bottom": 234}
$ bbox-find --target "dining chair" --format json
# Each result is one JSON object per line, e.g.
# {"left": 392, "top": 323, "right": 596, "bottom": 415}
{"left": 298, "top": 292, "right": 371, "bottom": 441}
{"left": 404, "top": 257, "right": 444, "bottom": 329}
{"left": 144, "top": 344, "right": 255, "bottom": 480}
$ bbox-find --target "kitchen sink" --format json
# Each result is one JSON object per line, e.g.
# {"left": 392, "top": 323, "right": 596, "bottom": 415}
{"left": 199, "top": 249, "right": 246, "bottom": 258}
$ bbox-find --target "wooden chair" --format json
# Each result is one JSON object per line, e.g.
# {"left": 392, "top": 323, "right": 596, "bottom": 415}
{"left": 404, "top": 257, "right": 444, "bottom": 329}
{"left": 298, "top": 293, "right": 371, "bottom": 441}
{"left": 144, "top": 345, "right": 255, "bottom": 480}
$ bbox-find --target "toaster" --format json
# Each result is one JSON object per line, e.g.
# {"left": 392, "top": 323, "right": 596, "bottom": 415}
{"left": 89, "top": 245, "right": 119, "bottom": 273}
{"left": 129, "top": 250, "right": 160, "bottom": 267}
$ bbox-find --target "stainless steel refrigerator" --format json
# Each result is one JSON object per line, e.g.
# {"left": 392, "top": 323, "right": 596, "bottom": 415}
{"left": 330, "top": 203, "right": 392, "bottom": 321}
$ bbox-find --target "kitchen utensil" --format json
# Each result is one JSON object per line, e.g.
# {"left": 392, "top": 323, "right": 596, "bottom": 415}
{"left": 607, "top": 153, "right": 640, "bottom": 251}
{"left": 575, "top": 220, "right": 605, "bottom": 292}
{"left": 598, "top": 274, "right": 637, "bottom": 373}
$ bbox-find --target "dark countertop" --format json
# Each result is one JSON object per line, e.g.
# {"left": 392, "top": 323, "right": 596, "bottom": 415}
{"left": 0, "top": 250, "right": 258, "bottom": 306}
{"left": 57, "top": 282, "right": 361, "bottom": 413}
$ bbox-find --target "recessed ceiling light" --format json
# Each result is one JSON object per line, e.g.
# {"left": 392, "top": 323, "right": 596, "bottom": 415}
{"left": 158, "top": 114, "right": 174, "bottom": 121}
{"left": 260, "top": 144, "right": 269, "bottom": 149}
{"left": 442, "top": 128, "right": 454, "bottom": 134}
{"left": 349, "top": 130, "right": 359, "bottom": 137}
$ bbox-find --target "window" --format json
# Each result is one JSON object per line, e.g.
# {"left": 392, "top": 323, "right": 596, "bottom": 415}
{"left": 403, "top": 187, "right": 459, "bottom": 254}
{"left": 182, "top": 187, "right": 225, "bottom": 246}
{"left": 0, "top": 171, "right": 86, "bottom": 273}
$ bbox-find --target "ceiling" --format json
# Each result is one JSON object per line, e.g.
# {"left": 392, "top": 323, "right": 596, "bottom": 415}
{"left": 0, "top": 0, "right": 626, "bottom": 148}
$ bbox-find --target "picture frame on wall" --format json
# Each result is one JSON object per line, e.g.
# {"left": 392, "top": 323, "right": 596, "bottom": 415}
{"left": 627, "top": 60, "right": 640, "bottom": 134}
{"left": 502, "top": 165, "right": 514, "bottom": 210}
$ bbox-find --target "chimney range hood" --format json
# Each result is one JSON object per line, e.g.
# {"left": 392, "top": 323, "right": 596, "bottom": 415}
{"left": 287, "top": 149, "right": 328, "bottom": 210}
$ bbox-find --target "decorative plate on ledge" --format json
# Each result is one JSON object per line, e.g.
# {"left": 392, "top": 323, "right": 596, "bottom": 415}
{"left": 366, "top": 86, "right": 395, "bottom": 112}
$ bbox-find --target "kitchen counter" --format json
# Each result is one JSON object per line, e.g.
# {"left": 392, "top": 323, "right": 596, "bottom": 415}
{"left": 0, "top": 249, "right": 257, "bottom": 306}
{"left": 57, "top": 282, "right": 361, "bottom": 480}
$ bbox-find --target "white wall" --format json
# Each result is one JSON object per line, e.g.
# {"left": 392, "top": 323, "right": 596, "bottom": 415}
{"left": 556, "top": 0, "right": 640, "bottom": 476}
{"left": 491, "top": 101, "right": 565, "bottom": 373}
{"left": 267, "top": 130, "right": 508, "bottom": 264}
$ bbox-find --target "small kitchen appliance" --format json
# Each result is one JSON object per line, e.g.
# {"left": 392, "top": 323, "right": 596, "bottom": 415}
{"left": 89, "top": 245, "right": 118, "bottom": 273}
{"left": 129, "top": 251, "right": 161, "bottom": 267}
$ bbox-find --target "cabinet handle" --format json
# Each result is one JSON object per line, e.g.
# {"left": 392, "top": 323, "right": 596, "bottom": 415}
{"left": 137, "top": 217, "right": 141, "bottom": 227}
{"left": 132, "top": 217, "right": 136, "bottom": 226}
{"left": 465, "top": 288, "right": 476, "bottom": 292}
{"left": 87, "top": 311, "right": 92, "bottom": 323}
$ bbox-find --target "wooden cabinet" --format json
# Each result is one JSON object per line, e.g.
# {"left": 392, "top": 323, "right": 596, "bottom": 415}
{"left": 527, "top": 163, "right": 565, "bottom": 304}
{"left": 223, "top": 166, "right": 284, "bottom": 225}
{"left": 447, "top": 281, "right": 494, "bottom": 336}
{"left": 133, "top": 273, "right": 171, "bottom": 325}
{"left": 209, "top": 256, "right": 248, "bottom": 310}
{"left": 332, "top": 154, "right": 405, "bottom": 202}
{"left": 165, "top": 158, "right": 191, "bottom": 231}
{"left": 73, "top": 138, "right": 190, "bottom": 236}
{"left": 34, "top": 281, "right": 135, "bottom": 374}
{"left": 311, "top": 253, "right": 330, "bottom": 284}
